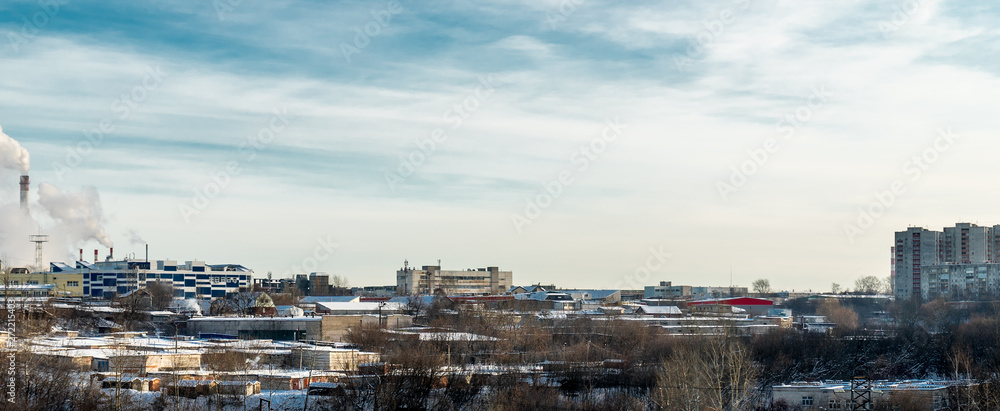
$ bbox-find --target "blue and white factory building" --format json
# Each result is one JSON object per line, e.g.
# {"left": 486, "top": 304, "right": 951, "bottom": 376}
{"left": 50, "top": 258, "right": 253, "bottom": 300}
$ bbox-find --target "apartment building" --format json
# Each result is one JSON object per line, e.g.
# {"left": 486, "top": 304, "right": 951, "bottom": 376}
{"left": 893, "top": 223, "right": 1000, "bottom": 300}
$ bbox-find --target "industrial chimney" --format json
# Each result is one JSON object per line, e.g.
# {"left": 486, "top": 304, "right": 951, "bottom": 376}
{"left": 94, "top": 249, "right": 98, "bottom": 263}
{"left": 19, "top": 175, "right": 28, "bottom": 213}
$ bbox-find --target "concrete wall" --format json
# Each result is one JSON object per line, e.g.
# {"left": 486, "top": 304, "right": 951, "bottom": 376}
{"left": 186, "top": 318, "right": 323, "bottom": 340}
{"left": 320, "top": 314, "right": 413, "bottom": 342}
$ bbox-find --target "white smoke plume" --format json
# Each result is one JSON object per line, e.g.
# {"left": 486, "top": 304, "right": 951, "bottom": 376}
{"left": 36, "top": 183, "right": 114, "bottom": 248}
{"left": 126, "top": 229, "right": 146, "bottom": 245}
{"left": 0, "top": 125, "right": 30, "bottom": 173}
{"left": 0, "top": 124, "right": 114, "bottom": 269}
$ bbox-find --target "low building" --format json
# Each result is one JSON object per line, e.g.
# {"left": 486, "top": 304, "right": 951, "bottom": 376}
{"left": 4, "top": 269, "right": 84, "bottom": 296}
{"left": 562, "top": 289, "right": 621, "bottom": 304}
{"left": 313, "top": 301, "right": 405, "bottom": 316}
{"left": 796, "top": 316, "right": 835, "bottom": 334}
{"left": 634, "top": 305, "right": 682, "bottom": 318}
{"left": 772, "top": 380, "right": 969, "bottom": 410}
{"left": 297, "top": 347, "right": 380, "bottom": 371}
{"left": 0, "top": 284, "right": 55, "bottom": 298}
{"left": 275, "top": 305, "right": 304, "bottom": 317}
{"left": 187, "top": 317, "right": 321, "bottom": 341}
{"left": 186, "top": 314, "right": 413, "bottom": 342}
{"left": 687, "top": 297, "right": 774, "bottom": 316}
{"left": 644, "top": 282, "right": 692, "bottom": 299}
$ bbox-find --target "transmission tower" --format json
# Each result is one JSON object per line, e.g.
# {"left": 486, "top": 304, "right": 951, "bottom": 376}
{"left": 850, "top": 337, "right": 874, "bottom": 410}
{"left": 28, "top": 235, "right": 48, "bottom": 274}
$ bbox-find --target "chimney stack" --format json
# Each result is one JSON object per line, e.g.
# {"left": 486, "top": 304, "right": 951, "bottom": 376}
{"left": 79, "top": 249, "right": 83, "bottom": 261}
{"left": 19, "top": 175, "right": 28, "bottom": 213}
{"left": 94, "top": 249, "right": 98, "bottom": 263}
{"left": 110, "top": 247, "right": 113, "bottom": 260}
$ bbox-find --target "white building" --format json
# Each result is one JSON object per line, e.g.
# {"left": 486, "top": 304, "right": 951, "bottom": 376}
{"left": 396, "top": 261, "right": 512, "bottom": 296}
{"left": 49, "top": 258, "right": 252, "bottom": 300}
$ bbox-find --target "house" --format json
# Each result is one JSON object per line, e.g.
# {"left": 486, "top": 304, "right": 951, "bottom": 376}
{"left": 634, "top": 305, "right": 683, "bottom": 318}
{"left": 253, "top": 292, "right": 276, "bottom": 316}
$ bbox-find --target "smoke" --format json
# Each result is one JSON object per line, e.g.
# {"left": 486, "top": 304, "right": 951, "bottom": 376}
{"left": 126, "top": 229, "right": 146, "bottom": 245}
{"left": 36, "top": 183, "right": 114, "bottom": 248}
{"left": 0, "top": 125, "right": 30, "bottom": 173}
{"left": 0, "top": 124, "right": 115, "bottom": 269}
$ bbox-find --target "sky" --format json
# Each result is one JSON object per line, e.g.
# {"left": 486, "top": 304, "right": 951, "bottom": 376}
{"left": 1, "top": 0, "right": 999, "bottom": 292}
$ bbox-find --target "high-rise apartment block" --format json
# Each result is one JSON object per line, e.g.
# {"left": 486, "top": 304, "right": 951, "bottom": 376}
{"left": 893, "top": 223, "right": 1000, "bottom": 300}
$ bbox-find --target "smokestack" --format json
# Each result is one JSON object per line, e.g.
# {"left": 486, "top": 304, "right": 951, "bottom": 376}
{"left": 110, "top": 247, "right": 113, "bottom": 260}
{"left": 79, "top": 249, "right": 83, "bottom": 261}
{"left": 19, "top": 175, "right": 28, "bottom": 213}
{"left": 145, "top": 244, "right": 148, "bottom": 262}
{"left": 94, "top": 249, "right": 98, "bottom": 263}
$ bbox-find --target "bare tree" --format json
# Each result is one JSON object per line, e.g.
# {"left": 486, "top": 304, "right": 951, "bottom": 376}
{"left": 752, "top": 279, "right": 771, "bottom": 295}
{"left": 654, "top": 335, "right": 760, "bottom": 410}
{"left": 854, "top": 276, "right": 884, "bottom": 295}
{"left": 817, "top": 299, "right": 858, "bottom": 334}
{"left": 146, "top": 282, "right": 173, "bottom": 311}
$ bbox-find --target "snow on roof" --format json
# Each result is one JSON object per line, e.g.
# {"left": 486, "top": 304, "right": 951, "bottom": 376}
{"left": 188, "top": 316, "right": 321, "bottom": 322}
{"left": 314, "top": 301, "right": 405, "bottom": 312}
{"left": 562, "top": 289, "right": 620, "bottom": 299}
{"left": 636, "top": 305, "right": 682, "bottom": 315}
{"left": 774, "top": 380, "right": 964, "bottom": 391}
{"left": 299, "top": 296, "right": 360, "bottom": 303}
{"left": 417, "top": 332, "right": 499, "bottom": 342}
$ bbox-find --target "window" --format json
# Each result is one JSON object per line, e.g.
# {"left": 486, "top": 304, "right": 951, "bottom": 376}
{"left": 802, "top": 396, "right": 814, "bottom": 406}
{"left": 829, "top": 399, "right": 841, "bottom": 409}
{"left": 66, "top": 281, "right": 79, "bottom": 287}
{"left": 27, "top": 281, "right": 38, "bottom": 285}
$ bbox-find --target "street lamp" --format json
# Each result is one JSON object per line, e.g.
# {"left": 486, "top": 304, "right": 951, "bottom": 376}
{"left": 378, "top": 301, "right": 386, "bottom": 328}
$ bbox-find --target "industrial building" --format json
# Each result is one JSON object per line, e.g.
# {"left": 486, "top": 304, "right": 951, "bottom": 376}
{"left": 3, "top": 270, "right": 84, "bottom": 296}
{"left": 644, "top": 281, "right": 749, "bottom": 299}
{"left": 186, "top": 314, "right": 413, "bottom": 342}
{"left": 46, "top": 256, "right": 252, "bottom": 300}
{"left": 396, "top": 260, "right": 512, "bottom": 296}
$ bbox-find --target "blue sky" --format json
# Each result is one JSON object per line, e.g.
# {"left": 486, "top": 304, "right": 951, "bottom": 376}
{"left": 2, "top": 0, "right": 1000, "bottom": 291}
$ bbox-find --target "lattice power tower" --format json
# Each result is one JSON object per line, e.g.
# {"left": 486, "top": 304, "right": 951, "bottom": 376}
{"left": 28, "top": 234, "right": 48, "bottom": 273}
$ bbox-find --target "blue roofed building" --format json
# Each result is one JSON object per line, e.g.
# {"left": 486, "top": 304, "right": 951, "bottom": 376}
{"left": 43, "top": 258, "right": 252, "bottom": 300}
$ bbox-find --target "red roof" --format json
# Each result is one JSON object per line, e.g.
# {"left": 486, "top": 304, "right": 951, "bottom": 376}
{"left": 687, "top": 297, "right": 774, "bottom": 306}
